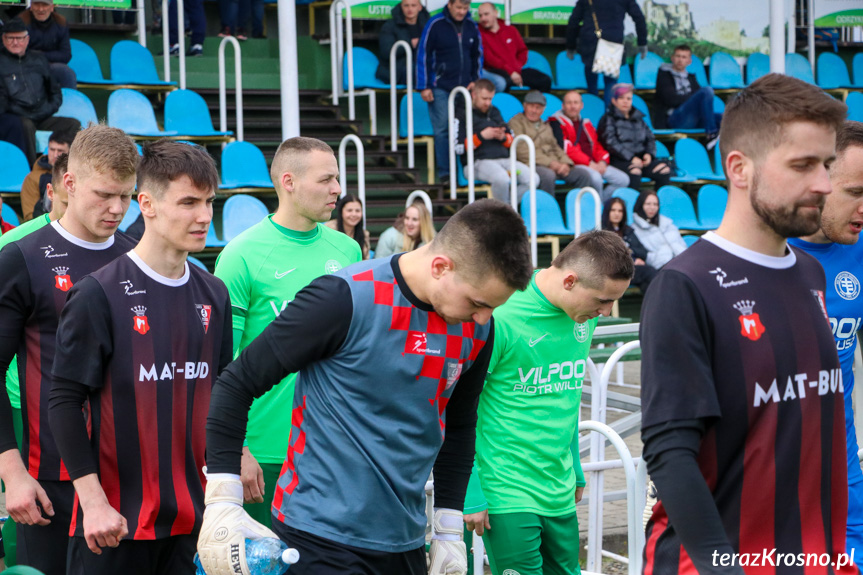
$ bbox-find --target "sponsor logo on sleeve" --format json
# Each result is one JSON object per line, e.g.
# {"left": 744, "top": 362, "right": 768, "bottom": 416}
{"left": 52, "top": 267, "right": 72, "bottom": 292}
{"left": 733, "top": 300, "right": 765, "bottom": 341}
{"left": 132, "top": 305, "right": 150, "bottom": 335}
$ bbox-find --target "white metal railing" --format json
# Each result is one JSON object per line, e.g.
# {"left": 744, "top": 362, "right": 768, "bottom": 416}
{"left": 389, "top": 40, "right": 414, "bottom": 168}
{"left": 218, "top": 36, "right": 244, "bottom": 142}
{"left": 330, "top": 0, "right": 354, "bottom": 117}
{"left": 509, "top": 134, "right": 537, "bottom": 267}
{"left": 338, "top": 134, "right": 367, "bottom": 229}
{"left": 573, "top": 187, "right": 601, "bottom": 237}
{"left": 406, "top": 190, "right": 433, "bottom": 214}
{"left": 447, "top": 87, "right": 474, "bottom": 202}
{"left": 137, "top": 0, "right": 146, "bottom": 46}
{"left": 161, "top": 0, "right": 186, "bottom": 89}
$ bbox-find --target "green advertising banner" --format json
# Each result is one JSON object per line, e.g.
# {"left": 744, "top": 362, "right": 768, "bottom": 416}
{"left": 0, "top": 0, "right": 26, "bottom": 5}
{"left": 815, "top": 9, "right": 863, "bottom": 27}
{"left": 509, "top": 0, "right": 571, "bottom": 25}
{"left": 342, "top": 0, "right": 504, "bottom": 20}
{"left": 57, "top": 0, "right": 132, "bottom": 8}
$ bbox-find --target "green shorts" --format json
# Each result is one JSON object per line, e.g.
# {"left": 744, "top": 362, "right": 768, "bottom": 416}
{"left": 483, "top": 511, "right": 581, "bottom": 575}
{"left": 242, "top": 462, "right": 282, "bottom": 529}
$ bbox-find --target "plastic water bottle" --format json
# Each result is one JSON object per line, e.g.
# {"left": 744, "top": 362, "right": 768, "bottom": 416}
{"left": 194, "top": 538, "right": 300, "bottom": 575}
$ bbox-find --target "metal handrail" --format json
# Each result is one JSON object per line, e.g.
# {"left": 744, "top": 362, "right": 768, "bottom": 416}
{"left": 218, "top": 36, "right": 243, "bottom": 142}
{"left": 329, "top": 0, "right": 355, "bottom": 120}
{"left": 573, "top": 186, "right": 601, "bottom": 237}
{"left": 137, "top": 0, "right": 146, "bottom": 47}
{"left": 509, "top": 134, "right": 537, "bottom": 267}
{"left": 447, "top": 86, "right": 473, "bottom": 202}
{"left": 161, "top": 0, "right": 186, "bottom": 89}
{"left": 405, "top": 190, "right": 433, "bottom": 215}
{"left": 389, "top": 40, "right": 414, "bottom": 168}
{"left": 338, "top": 135, "right": 366, "bottom": 230}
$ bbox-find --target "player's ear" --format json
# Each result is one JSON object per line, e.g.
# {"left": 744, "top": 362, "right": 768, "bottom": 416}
{"left": 430, "top": 254, "right": 454, "bottom": 280}
{"left": 725, "top": 150, "right": 751, "bottom": 192}
{"left": 46, "top": 182, "right": 54, "bottom": 202}
{"left": 138, "top": 190, "right": 155, "bottom": 217}
{"left": 563, "top": 271, "right": 577, "bottom": 291}
{"left": 63, "top": 172, "right": 75, "bottom": 196}
{"left": 280, "top": 171, "right": 295, "bottom": 194}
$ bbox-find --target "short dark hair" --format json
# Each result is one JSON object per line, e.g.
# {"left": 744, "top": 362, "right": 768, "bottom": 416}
{"left": 552, "top": 230, "right": 633, "bottom": 287}
{"left": 52, "top": 153, "right": 68, "bottom": 182}
{"left": 719, "top": 74, "right": 847, "bottom": 167}
{"left": 673, "top": 44, "right": 692, "bottom": 53}
{"left": 836, "top": 121, "right": 863, "bottom": 156}
{"left": 49, "top": 130, "right": 75, "bottom": 147}
{"left": 472, "top": 78, "right": 496, "bottom": 94}
{"left": 430, "top": 198, "right": 532, "bottom": 290}
{"left": 137, "top": 140, "right": 219, "bottom": 199}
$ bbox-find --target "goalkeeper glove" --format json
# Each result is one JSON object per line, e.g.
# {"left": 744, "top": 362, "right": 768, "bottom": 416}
{"left": 428, "top": 508, "right": 467, "bottom": 575}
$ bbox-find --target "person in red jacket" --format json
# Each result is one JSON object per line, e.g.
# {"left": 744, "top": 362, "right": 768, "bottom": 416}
{"left": 0, "top": 197, "right": 17, "bottom": 236}
{"left": 548, "top": 90, "right": 630, "bottom": 200}
{"left": 476, "top": 2, "right": 551, "bottom": 94}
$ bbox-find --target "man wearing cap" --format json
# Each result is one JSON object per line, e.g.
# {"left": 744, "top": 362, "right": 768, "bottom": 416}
{"left": 509, "top": 90, "right": 596, "bottom": 196}
{"left": 0, "top": 19, "right": 80, "bottom": 163}
{"left": 18, "top": 0, "right": 76, "bottom": 89}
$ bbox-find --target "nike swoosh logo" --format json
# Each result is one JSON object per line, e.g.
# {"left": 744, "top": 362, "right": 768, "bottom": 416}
{"left": 274, "top": 268, "right": 297, "bottom": 279}
{"left": 529, "top": 334, "right": 549, "bottom": 347}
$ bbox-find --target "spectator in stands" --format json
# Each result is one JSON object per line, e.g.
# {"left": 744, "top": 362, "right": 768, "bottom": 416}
{"left": 374, "top": 211, "right": 405, "bottom": 259}
{"left": 601, "top": 197, "right": 656, "bottom": 291}
{"left": 0, "top": 196, "right": 15, "bottom": 235}
{"left": 656, "top": 44, "right": 721, "bottom": 148}
{"left": 0, "top": 19, "right": 80, "bottom": 164}
{"left": 631, "top": 191, "right": 687, "bottom": 269}
{"left": 598, "top": 83, "right": 671, "bottom": 191}
{"left": 20, "top": 129, "right": 73, "bottom": 221}
{"left": 547, "top": 90, "right": 630, "bottom": 199}
{"left": 374, "top": 200, "right": 435, "bottom": 259}
{"left": 476, "top": 2, "right": 550, "bottom": 93}
{"left": 375, "top": 0, "right": 430, "bottom": 85}
{"left": 455, "top": 78, "right": 536, "bottom": 202}
{"left": 565, "top": 0, "right": 647, "bottom": 105}
{"left": 168, "top": 0, "right": 205, "bottom": 56}
{"left": 326, "top": 194, "right": 370, "bottom": 259}
{"left": 18, "top": 0, "right": 75, "bottom": 89}
{"left": 509, "top": 90, "right": 593, "bottom": 195}
{"left": 417, "top": 0, "right": 482, "bottom": 184}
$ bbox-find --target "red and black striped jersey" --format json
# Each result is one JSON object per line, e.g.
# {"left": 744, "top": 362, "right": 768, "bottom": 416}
{"left": 0, "top": 221, "right": 136, "bottom": 481}
{"left": 641, "top": 232, "right": 851, "bottom": 574}
{"left": 51, "top": 251, "right": 232, "bottom": 539}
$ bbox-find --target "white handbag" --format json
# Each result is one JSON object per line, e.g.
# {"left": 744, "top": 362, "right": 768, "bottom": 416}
{"left": 588, "top": 0, "right": 624, "bottom": 79}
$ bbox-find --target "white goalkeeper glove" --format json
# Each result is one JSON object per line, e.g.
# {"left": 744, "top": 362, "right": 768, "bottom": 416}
{"left": 197, "top": 473, "right": 280, "bottom": 575}
{"left": 428, "top": 508, "right": 467, "bottom": 575}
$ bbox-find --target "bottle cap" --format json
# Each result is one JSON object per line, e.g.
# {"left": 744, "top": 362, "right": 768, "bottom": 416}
{"left": 282, "top": 548, "right": 300, "bottom": 564}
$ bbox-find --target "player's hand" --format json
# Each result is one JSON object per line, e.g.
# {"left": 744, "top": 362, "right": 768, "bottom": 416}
{"left": 4, "top": 467, "right": 54, "bottom": 526}
{"left": 82, "top": 500, "right": 128, "bottom": 554}
{"left": 198, "top": 474, "right": 280, "bottom": 575}
{"left": 429, "top": 508, "right": 467, "bottom": 575}
{"left": 240, "top": 446, "right": 265, "bottom": 504}
{"left": 463, "top": 509, "right": 490, "bottom": 536}
{"left": 575, "top": 486, "right": 585, "bottom": 503}
{"left": 421, "top": 89, "right": 434, "bottom": 103}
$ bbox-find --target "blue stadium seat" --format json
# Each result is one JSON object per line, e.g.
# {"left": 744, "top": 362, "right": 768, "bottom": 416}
{"left": 817, "top": 52, "right": 853, "bottom": 89}
{"left": 655, "top": 140, "right": 670, "bottom": 158}
{"left": 523, "top": 51, "right": 554, "bottom": 85}
{"left": 652, "top": 140, "right": 695, "bottom": 184}
{"left": 688, "top": 53, "right": 708, "bottom": 87}
{"left": 633, "top": 51, "right": 664, "bottom": 90}
{"left": 164, "top": 90, "right": 233, "bottom": 137}
{"left": 682, "top": 235, "right": 699, "bottom": 247}
{"left": 69, "top": 39, "right": 116, "bottom": 85}
{"left": 2, "top": 202, "right": 20, "bottom": 226}
{"left": 713, "top": 136, "right": 724, "bottom": 178}
{"left": 220, "top": 141, "right": 274, "bottom": 189}
{"left": 854, "top": 53, "right": 863, "bottom": 87}
{"left": 492, "top": 92, "right": 523, "bottom": 123}
{"left": 847, "top": 92, "right": 863, "bottom": 123}
{"left": 520, "top": 189, "right": 569, "bottom": 236}
{"left": 554, "top": 51, "right": 587, "bottom": 90}
{"left": 564, "top": 188, "right": 600, "bottom": 235}
{"left": 56, "top": 88, "right": 98, "bottom": 127}
{"left": 343, "top": 47, "right": 400, "bottom": 90}
{"left": 746, "top": 52, "right": 769, "bottom": 85}
{"left": 598, "top": 64, "right": 633, "bottom": 91}
{"left": 119, "top": 199, "right": 141, "bottom": 232}
{"left": 0, "top": 141, "right": 30, "bottom": 193}
{"left": 697, "top": 184, "right": 728, "bottom": 229}
{"left": 612, "top": 187, "right": 639, "bottom": 223}
{"left": 657, "top": 185, "right": 709, "bottom": 231}
{"left": 108, "top": 89, "right": 178, "bottom": 137}
{"left": 187, "top": 255, "right": 208, "bottom": 270}
{"left": 541, "top": 92, "right": 562, "bottom": 121}
{"left": 399, "top": 91, "right": 434, "bottom": 137}
{"left": 785, "top": 53, "right": 815, "bottom": 84}
{"left": 580, "top": 92, "right": 605, "bottom": 126}
{"left": 709, "top": 52, "right": 744, "bottom": 89}
{"left": 110, "top": 40, "right": 175, "bottom": 86}
{"left": 674, "top": 139, "right": 724, "bottom": 181}
{"left": 222, "top": 195, "right": 269, "bottom": 242}
{"left": 455, "top": 159, "right": 490, "bottom": 188}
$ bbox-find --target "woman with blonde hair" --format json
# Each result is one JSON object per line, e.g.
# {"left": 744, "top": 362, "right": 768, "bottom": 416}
{"left": 401, "top": 201, "right": 435, "bottom": 252}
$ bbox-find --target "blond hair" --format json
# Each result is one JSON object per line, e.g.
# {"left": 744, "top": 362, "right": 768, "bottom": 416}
{"left": 270, "top": 137, "right": 335, "bottom": 188}
{"left": 402, "top": 201, "right": 436, "bottom": 252}
{"left": 67, "top": 124, "right": 138, "bottom": 181}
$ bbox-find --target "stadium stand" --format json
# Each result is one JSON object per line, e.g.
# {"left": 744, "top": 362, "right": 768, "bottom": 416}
{"left": 219, "top": 141, "right": 275, "bottom": 190}
{"left": 119, "top": 199, "right": 141, "bottom": 232}
{"left": 657, "top": 185, "right": 711, "bottom": 231}
{"left": 847, "top": 92, "right": 863, "bottom": 123}
{"left": 491, "top": 92, "right": 523, "bottom": 123}
{"left": 687, "top": 52, "right": 709, "bottom": 87}
{"left": 697, "top": 184, "right": 728, "bottom": 229}
{"left": 564, "top": 187, "right": 600, "bottom": 235}
{"left": 520, "top": 188, "right": 568, "bottom": 258}
{"left": 2, "top": 202, "right": 20, "bottom": 226}
{"left": 0, "top": 141, "right": 31, "bottom": 193}
{"left": 164, "top": 90, "right": 234, "bottom": 140}
{"left": 633, "top": 51, "right": 664, "bottom": 90}
{"left": 344, "top": 46, "right": 402, "bottom": 90}
{"left": 55, "top": 88, "right": 99, "bottom": 127}
{"left": 785, "top": 52, "right": 816, "bottom": 84}
{"left": 110, "top": 40, "right": 176, "bottom": 89}
{"left": 746, "top": 52, "right": 770, "bottom": 84}
{"left": 817, "top": 52, "right": 854, "bottom": 90}
{"left": 854, "top": 53, "right": 863, "bottom": 87}
{"left": 554, "top": 51, "right": 587, "bottom": 90}
{"left": 222, "top": 194, "right": 269, "bottom": 242}
{"left": 68, "top": 38, "right": 118, "bottom": 86}
{"left": 674, "top": 138, "right": 724, "bottom": 181}
{"left": 108, "top": 89, "right": 178, "bottom": 138}
{"left": 709, "top": 51, "right": 745, "bottom": 90}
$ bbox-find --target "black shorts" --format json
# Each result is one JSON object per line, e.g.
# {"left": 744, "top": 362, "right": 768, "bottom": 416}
{"left": 66, "top": 533, "right": 196, "bottom": 575}
{"left": 272, "top": 520, "right": 426, "bottom": 575}
{"left": 17, "top": 479, "right": 75, "bottom": 575}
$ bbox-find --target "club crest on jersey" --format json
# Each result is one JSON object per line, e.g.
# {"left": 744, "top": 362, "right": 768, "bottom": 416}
{"left": 132, "top": 305, "right": 150, "bottom": 335}
{"left": 835, "top": 271, "right": 860, "bottom": 301}
{"left": 52, "top": 267, "right": 72, "bottom": 292}
{"left": 574, "top": 323, "right": 589, "bottom": 343}
{"left": 196, "top": 304, "right": 212, "bottom": 334}
{"left": 733, "top": 300, "right": 765, "bottom": 341}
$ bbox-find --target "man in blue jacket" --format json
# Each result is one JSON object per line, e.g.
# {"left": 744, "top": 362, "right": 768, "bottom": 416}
{"left": 417, "top": 0, "right": 482, "bottom": 184}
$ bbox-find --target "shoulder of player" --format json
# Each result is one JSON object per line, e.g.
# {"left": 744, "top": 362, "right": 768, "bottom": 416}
{"left": 214, "top": 221, "right": 279, "bottom": 277}
{"left": 318, "top": 224, "right": 363, "bottom": 257}
{"left": 188, "top": 264, "right": 230, "bottom": 300}
{"left": 788, "top": 245, "right": 827, "bottom": 275}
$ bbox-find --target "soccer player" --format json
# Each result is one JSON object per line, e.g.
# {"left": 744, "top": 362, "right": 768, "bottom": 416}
{"left": 789, "top": 121, "right": 863, "bottom": 561}
{"left": 0, "top": 125, "right": 138, "bottom": 574}
{"left": 640, "top": 74, "right": 852, "bottom": 573}
{"left": 48, "top": 140, "right": 231, "bottom": 574}
{"left": 462, "top": 230, "right": 633, "bottom": 575}
{"left": 214, "top": 137, "right": 362, "bottom": 526}
{"left": 197, "top": 199, "right": 533, "bottom": 575}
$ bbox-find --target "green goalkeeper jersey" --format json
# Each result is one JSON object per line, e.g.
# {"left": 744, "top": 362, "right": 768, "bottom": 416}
{"left": 214, "top": 216, "right": 361, "bottom": 464}
{"left": 467, "top": 272, "right": 595, "bottom": 516}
